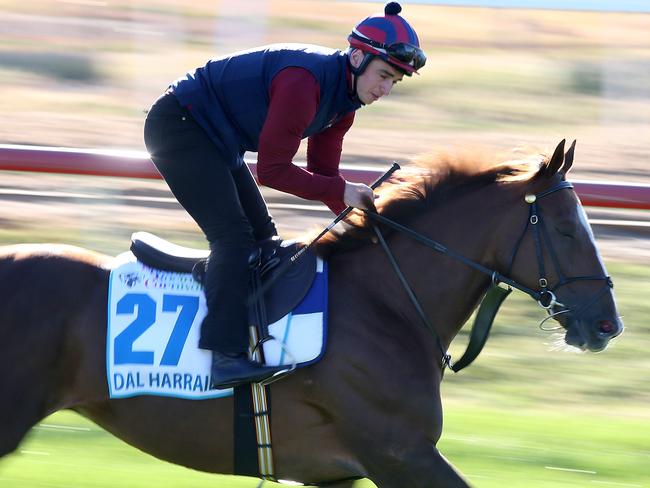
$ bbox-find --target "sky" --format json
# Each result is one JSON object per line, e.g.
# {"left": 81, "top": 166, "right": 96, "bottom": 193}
{"left": 396, "top": 0, "right": 650, "bottom": 13}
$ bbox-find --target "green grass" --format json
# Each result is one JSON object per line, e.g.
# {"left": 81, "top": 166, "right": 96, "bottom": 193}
{"left": 1, "top": 407, "right": 647, "bottom": 488}
{"left": 440, "top": 408, "right": 650, "bottom": 487}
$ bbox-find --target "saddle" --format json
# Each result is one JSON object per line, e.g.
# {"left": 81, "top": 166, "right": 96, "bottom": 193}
{"left": 129, "top": 232, "right": 317, "bottom": 325}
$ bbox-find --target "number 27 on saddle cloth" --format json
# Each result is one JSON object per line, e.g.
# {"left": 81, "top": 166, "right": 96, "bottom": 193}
{"left": 106, "top": 234, "right": 328, "bottom": 400}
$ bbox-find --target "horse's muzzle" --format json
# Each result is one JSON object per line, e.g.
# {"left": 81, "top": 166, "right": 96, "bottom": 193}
{"left": 565, "top": 316, "right": 624, "bottom": 352}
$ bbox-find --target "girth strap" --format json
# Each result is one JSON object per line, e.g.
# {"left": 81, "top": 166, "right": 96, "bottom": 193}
{"left": 232, "top": 327, "right": 276, "bottom": 481}
{"left": 234, "top": 267, "right": 277, "bottom": 481}
{"left": 248, "top": 327, "right": 275, "bottom": 480}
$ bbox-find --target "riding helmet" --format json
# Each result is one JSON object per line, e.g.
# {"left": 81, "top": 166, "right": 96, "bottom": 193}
{"left": 348, "top": 2, "right": 426, "bottom": 76}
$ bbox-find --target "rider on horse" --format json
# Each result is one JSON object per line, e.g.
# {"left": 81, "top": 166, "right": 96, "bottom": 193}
{"left": 143, "top": 2, "right": 426, "bottom": 389}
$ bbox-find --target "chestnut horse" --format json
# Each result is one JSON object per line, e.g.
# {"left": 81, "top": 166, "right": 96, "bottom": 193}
{"left": 0, "top": 140, "right": 622, "bottom": 487}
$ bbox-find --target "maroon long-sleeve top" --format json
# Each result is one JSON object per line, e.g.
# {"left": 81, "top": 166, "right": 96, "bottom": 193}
{"left": 256, "top": 67, "right": 355, "bottom": 214}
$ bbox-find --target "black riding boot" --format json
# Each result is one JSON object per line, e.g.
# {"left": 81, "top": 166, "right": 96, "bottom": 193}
{"left": 199, "top": 243, "right": 285, "bottom": 389}
{"left": 210, "top": 351, "right": 287, "bottom": 390}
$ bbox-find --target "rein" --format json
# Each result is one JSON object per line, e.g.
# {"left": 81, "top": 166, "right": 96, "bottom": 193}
{"left": 363, "top": 180, "right": 613, "bottom": 373}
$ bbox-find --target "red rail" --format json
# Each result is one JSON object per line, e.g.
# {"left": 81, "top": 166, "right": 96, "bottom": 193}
{"left": 1, "top": 145, "right": 649, "bottom": 210}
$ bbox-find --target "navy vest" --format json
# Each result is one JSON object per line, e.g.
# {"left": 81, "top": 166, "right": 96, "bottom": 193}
{"left": 171, "top": 44, "right": 362, "bottom": 168}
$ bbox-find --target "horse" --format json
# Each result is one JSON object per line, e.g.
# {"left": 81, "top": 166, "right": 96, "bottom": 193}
{"left": 0, "top": 140, "right": 623, "bottom": 487}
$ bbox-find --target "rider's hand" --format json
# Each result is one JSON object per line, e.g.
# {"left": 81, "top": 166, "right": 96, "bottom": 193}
{"left": 343, "top": 181, "right": 376, "bottom": 210}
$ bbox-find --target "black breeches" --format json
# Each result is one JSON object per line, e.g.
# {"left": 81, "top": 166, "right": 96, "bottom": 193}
{"left": 144, "top": 93, "right": 276, "bottom": 353}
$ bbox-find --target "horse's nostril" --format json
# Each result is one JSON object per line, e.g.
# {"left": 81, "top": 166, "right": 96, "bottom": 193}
{"left": 598, "top": 320, "right": 615, "bottom": 334}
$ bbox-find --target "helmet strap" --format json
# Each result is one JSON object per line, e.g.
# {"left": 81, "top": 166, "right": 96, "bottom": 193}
{"left": 347, "top": 50, "right": 374, "bottom": 104}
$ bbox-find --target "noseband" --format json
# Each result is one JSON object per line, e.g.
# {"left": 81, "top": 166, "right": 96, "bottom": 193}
{"left": 363, "top": 180, "right": 613, "bottom": 372}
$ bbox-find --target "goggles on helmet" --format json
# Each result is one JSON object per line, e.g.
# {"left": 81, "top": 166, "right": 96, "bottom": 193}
{"left": 350, "top": 30, "right": 426, "bottom": 72}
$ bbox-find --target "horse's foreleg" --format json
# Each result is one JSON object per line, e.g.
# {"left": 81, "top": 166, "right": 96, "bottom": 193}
{"left": 366, "top": 445, "right": 471, "bottom": 488}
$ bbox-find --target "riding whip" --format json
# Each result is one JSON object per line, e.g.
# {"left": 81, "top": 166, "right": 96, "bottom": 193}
{"left": 247, "top": 162, "right": 400, "bottom": 305}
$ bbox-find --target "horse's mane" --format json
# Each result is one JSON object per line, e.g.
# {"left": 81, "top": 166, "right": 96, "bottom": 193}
{"left": 314, "top": 148, "right": 552, "bottom": 257}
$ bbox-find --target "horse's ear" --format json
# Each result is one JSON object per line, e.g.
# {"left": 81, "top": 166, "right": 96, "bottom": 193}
{"left": 545, "top": 139, "right": 566, "bottom": 176}
{"left": 561, "top": 139, "right": 576, "bottom": 177}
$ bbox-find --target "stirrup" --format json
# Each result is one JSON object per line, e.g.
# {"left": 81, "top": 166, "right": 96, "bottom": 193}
{"left": 252, "top": 336, "right": 297, "bottom": 386}
{"left": 258, "top": 366, "right": 294, "bottom": 386}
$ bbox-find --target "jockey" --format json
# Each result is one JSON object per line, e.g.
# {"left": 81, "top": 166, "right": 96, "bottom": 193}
{"left": 143, "top": 1, "right": 426, "bottom": 390}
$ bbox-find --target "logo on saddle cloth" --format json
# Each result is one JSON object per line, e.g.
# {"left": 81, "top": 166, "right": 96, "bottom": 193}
{"left": 106, "top": 233, "right": 327, "bottom": 400}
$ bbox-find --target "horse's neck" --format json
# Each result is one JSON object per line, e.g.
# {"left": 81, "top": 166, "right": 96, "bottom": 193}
{"left": 358, "top": 183, "right": 518, "bottom": 349}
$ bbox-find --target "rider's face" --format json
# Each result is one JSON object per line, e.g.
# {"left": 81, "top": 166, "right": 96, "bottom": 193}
{"left": 351, "top": 52, "right": 404, "bottom": 105}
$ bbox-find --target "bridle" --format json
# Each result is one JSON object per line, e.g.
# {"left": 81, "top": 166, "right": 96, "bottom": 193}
{"left": 505, "top": 180, "right": 613, "bottom": 318}
{"left": 363, "top": 179, "right": 613, "bottom": 372}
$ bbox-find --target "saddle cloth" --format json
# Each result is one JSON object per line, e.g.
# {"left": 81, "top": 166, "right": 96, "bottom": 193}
{"left": 106, "top": 242, "right": 327, "bottom": 400}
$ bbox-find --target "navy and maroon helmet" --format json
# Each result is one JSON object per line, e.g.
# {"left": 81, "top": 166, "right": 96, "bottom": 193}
{"left": 348, "top": 2, "right": 426, "bottom": 76}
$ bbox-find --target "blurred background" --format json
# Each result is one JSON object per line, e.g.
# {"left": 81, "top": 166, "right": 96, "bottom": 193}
{"left": 0, "top": 1, "right": 649, "bottom": 487}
